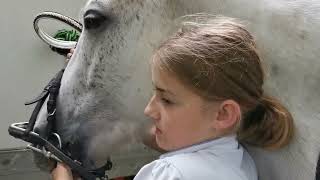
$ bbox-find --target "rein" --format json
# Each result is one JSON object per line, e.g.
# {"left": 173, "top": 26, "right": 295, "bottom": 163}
{"left": 8, "top": 12, "right": 112, "bottom": 180}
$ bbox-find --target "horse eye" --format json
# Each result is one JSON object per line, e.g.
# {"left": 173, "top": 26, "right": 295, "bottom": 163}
{"left": 83, "top": 9, "right": 107, "bottom": 30}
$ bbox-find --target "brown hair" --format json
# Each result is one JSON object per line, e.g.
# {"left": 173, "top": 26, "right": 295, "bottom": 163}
{"left": 151, "top": 15, "right": 294, "bottom": 150}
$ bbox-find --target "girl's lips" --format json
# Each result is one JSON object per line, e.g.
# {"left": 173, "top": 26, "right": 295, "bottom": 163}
{"left": 151, "top": 125, "right": 161, "bottom": 135}
{"left": 155, "top": 127, "right": 162, "bottom": 134}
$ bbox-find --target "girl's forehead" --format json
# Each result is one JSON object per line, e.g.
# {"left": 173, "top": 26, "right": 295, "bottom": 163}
{"left": 151, "top": 66, "right": 173, "bottom": 86}
{"left": 151, "top": 63, "right": 178, "bottom": 84}
{"left": 152, "top": 66, "right": 194, "bottom": 97}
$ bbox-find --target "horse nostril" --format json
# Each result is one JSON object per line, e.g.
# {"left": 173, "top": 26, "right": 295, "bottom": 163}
{"left": 84, "top": 10, "right": 106, "bottom": 30}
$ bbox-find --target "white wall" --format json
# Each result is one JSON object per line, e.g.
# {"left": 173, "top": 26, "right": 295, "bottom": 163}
{"left": 0, "top": 0, "right": 87, "bottom": 149}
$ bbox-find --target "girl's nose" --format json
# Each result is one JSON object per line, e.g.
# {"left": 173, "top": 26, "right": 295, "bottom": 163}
{"left": 144, "top": 95, "right": 160, "bottom": 120}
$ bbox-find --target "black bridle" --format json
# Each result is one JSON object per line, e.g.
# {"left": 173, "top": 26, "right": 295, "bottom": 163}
{"left": 8, "top": 12, "right": 112, "bottom": 180}
{"left": 9, "top": 69, "right": 112, "bottom": 180}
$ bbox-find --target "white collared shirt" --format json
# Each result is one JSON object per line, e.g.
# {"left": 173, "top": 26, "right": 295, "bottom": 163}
{"left": 134, "top": 135, "right": 257, "bottom": 180}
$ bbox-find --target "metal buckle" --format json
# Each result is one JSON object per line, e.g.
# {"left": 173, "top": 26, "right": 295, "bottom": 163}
{"left": 48, "top": 108, "right": 56, "bottom": 117}
{"left": 27, "top": 130, "right": 62, "bottom": 163}
{"left": 27, "top": 144, "right": 62, "bottom": 162}
{"left": 27, "top": 132, "right": 63, "bottom": 163}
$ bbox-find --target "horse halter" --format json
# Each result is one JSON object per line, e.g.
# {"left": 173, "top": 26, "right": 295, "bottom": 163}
{"left": 8, "top": 12, "right": 112, "bottom": 180}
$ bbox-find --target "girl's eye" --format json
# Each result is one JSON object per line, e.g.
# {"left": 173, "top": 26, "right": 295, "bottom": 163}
{"left": 161, "top": 98, "right": 173, "bottom": 105}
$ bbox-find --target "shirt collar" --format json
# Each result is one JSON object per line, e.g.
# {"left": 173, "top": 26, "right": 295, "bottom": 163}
{"left": 160, "top": 135, "right": 239, "bottom": 159}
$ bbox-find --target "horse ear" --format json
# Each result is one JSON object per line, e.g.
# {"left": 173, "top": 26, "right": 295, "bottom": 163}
{"left": 317, "top": 152, "right": 320, "bottom": 180}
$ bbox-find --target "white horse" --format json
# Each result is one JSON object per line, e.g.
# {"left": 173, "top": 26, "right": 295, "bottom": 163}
{"left": 34, "top": 0, "right": 320, "bottom": 179}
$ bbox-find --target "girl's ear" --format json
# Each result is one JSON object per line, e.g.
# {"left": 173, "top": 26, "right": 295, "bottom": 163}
{"left": 213, "top": 100, "right": 241, "bottom": 131}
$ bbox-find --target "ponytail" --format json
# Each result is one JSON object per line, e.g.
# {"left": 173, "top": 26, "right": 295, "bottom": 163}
{"left": 238, "top": 95, "right": 294, "bottom": 150}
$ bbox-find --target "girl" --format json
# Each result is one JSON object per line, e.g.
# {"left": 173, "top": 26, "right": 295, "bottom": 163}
{"left": 52, "top": 16, "right": 294, "bottom": 180}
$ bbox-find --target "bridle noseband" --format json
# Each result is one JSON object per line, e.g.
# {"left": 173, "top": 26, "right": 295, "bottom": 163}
{"left": 8, "top": 12, "right": 112, "bottom": 180}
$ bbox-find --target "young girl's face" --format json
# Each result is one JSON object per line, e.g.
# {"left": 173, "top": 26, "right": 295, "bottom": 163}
{"left": 144, "top": 65, "right": 220, "bottom": 151}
